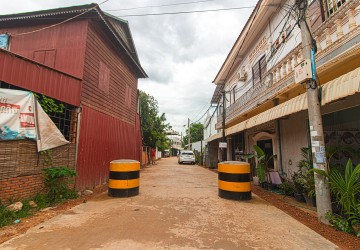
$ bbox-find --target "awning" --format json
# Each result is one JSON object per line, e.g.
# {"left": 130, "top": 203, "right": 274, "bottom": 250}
{"left": 321, "top": 67, "right": 360, "bottom": 105}
{"left": 225, "top": 66, "right": 360, "bottom": 136}
{"left": 204, "top": 132, "right": 222, "bottom": 142}
{"left": 226, "top": 93, "right": 308, "bottom": 135}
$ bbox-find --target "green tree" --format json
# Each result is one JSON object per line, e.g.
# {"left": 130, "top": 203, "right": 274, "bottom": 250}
{"left": 182, "top": 123, "right": 204, "bottom": 147}
{"left": 139, "top": 91, "right": 171, "bottom": 151}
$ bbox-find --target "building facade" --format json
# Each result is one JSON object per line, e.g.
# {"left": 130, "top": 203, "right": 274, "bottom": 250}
{"left": 0, "top": 4, "right": 147, "bottom": 200}
{"left": 209, "top": 0, "right": 360, "bottom": 177}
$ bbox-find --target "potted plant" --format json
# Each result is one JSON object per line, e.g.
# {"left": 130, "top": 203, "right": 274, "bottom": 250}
{"left": 252, "top": 145, "right": 276, "bottom": 189}
{"left": 312, "top": 159, "right": 360, "bottom": 236}
{"left": 292, "top": 147, "right": 316, "bottom": 205}
{"left": 291, "top": 171, "right": 306, "bottom": 202}
{"left": 280, "top": 178, "right": 295, "bottom": 196}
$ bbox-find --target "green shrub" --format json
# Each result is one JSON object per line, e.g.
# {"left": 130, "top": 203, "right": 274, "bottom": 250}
{"left": 43, "top": 166, "right": 78, "bottom": 204}
{"left": 0, "top": 203, "right": 16, "bottom": 227}
{"left": 33, "top": 193, "right": 50, "bottom": 209}
{"left": 280, "top": 179, "right": 295, "bottom": 196}
{"left": 326, "top": 212, "right": 355, "bottom": 235}
{"left": 314, "top": 159, "right": 360, "bottom": 237}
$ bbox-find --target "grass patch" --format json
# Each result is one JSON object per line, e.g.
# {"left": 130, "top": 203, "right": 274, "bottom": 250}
{"left": 0, "top": 192, "right": 74, "bottom": 228}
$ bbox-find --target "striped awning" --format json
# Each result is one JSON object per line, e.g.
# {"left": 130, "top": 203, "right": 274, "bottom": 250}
{"left": 226, "top": 66, "right": 360, "bottom": 136}
{"left": 226, "top": 93, "right": 308, "bottom": 135}
{"left": 321, "top": 67, "right": 360, "bottom": 105}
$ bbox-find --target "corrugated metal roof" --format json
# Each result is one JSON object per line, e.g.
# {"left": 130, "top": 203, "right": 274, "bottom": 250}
{"left": 211, "top": 84, "right": 224, "bottom": 104}
{"left": 0, "top": 4, "right": 96, "bottom": 21}
{"left": 0, "top": 4, "right": 147, "bottom": 78}
{"left": 0, "top": 49, "right": 81, "bottom": 106}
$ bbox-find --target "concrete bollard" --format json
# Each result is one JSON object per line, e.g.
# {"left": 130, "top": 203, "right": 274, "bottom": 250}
{"left": 218, "top": 161, "right": 251, "bottom": 200}
{"left": 108, "top": 159, "right": 140, "bottom": 198}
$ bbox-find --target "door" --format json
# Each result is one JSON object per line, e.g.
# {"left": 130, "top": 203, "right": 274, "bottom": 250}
{"left": 257, "top": 139, "right": 274, "bottom": 169}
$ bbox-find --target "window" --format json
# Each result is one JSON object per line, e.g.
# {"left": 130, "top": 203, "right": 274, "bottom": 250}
{"left": 0, "top": 81, "right": 77, "bottom": 141}
{"left": 326, "top": 0, "right": 347, "bottom": 16}
{"left": 33, "top": 50, "right": 56, "bottom": 68}
{"left": 98, "top": 61, "right": 110, "bottom": 94}
{"left": 252, "top": 55, "right": 267, "bottom": 85}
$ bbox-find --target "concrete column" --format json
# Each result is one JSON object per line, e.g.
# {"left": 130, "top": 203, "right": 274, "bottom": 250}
{"left": 347, "top": 9, "right": 357, "bottom": 31}
{"left": 226, "top": 136, "right": 232, "bottom": 161}
{"left": 278, "top": 66, "right": 282, "bottom": 80}
{"left": 282, "top": 63, "right": 287, "bottom": 77}
{"left": 298, "top": 48, "right": 303, "bottom": 62}
{"left": 335, "top": 19, "right": 343, "bottom": 39}
{"left": 324, "top": 27, "right": 332, "bottom": 46}
{"left": 287, "top": 58, "right": 292, "bottom": 73}
{"left": 273, "top": 68, "right": 278, "bottom": 83}
{"left": 315, "top": 36, "right": 322, "bottom": 52}
{"left": 292, "top": 53, "right": 298, "bottom": 67}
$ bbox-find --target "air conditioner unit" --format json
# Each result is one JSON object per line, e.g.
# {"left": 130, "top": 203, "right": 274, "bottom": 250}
{"left": 237, "top": 67, "right": 247, "bottom": 81}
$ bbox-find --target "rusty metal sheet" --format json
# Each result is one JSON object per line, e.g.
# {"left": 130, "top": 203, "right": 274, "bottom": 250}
{"left": 76, "top": 106, "right": 142, "bottom": 189}
{"left": 0, "top": 49, "right": 81, "bottom": 106}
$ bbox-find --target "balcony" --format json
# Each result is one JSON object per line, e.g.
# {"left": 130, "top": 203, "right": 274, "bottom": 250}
{"left": 216, "top": 0, "right": 359, "bottom": 130}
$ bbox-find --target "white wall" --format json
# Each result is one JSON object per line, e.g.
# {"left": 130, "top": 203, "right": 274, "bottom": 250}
{"left": 224, "top": 0, "right": 308, "bottom": 103}
{"left": 192, "top": 141, "right": 206, "bottom": 152}
{"left": 204, "top": 108, "right": 219, "bottom": 140}
{"left": 280, "top": 110, "right": 309, "bottom": 177}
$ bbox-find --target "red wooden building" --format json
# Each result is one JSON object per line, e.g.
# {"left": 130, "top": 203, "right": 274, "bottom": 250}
{"left": 0, "top": 4, "right": 147, "bottom": 192}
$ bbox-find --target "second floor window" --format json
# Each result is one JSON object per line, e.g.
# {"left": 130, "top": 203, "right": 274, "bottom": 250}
{"left": 327, "top": 0, "right": 346, "bottom": 16}
{"left": 252, "top": 55, "right": 266, "bottom": 85}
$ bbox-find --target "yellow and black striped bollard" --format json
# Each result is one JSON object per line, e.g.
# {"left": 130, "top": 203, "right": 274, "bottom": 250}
{"left": 218, "top": 161, "right": 251, "bottom": 200}
{"left": 108, "top": 160, "right": 140, "bottom": 197}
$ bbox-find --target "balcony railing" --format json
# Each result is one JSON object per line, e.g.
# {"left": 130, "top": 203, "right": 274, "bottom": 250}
{"left": 216, "top": 0, "right": 359, "bottom": 130}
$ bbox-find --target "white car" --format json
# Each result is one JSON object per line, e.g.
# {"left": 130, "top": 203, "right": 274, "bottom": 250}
{"left": 178, "top": 151, "right": 196, "bottom": 165}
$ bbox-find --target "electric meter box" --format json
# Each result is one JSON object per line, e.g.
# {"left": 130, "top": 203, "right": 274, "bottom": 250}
{"left": 294, "top": 59, "right": 312, "bottom": 84}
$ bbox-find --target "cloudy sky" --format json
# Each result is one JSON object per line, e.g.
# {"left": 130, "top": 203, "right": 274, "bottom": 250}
{"left": 1, "top": 0, "right": 256, "bottom": 134}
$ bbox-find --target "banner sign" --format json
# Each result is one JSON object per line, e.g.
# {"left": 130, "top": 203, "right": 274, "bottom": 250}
{"left": 0, "top": 88, "right": 68, "bottom": 151}
{"left": 0, "top": 89, "right": 37, "bottom": 140}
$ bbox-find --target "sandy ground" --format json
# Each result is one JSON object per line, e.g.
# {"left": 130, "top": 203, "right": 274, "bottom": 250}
{"left": 0, "top": 157, "right": 338, "bottom": 250}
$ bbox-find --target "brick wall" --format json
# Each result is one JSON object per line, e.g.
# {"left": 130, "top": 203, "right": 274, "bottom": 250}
{"left": 0, "top": 174, "right": 44, "bottom": 204}
{"left": 0, "top": 141, "right": 77, "bottom": 204}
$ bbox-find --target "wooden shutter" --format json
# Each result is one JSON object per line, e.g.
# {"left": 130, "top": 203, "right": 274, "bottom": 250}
{"left": 259, "top": 56, "right": 267, "bottom": 81}
{"left": 98, "top": 61, "right": 110, "bottom": 94}
{"left": 252, "top": 63, "right": 260, "bottom": 85}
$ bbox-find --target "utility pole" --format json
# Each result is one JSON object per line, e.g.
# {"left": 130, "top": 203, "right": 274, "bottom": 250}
{"left": 188, "top": 118, "right": 191, "bottom": 150}
{"left": 297, "top": 0, "right": 332, "bottom": 224}
{"left": 222, "top": 90, "right": 226, "bottom": 162}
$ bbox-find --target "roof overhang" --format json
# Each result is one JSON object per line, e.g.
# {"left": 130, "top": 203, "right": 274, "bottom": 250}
{"left": 211, "top": 84, "right": 224, "bottom": 104}
{"left": 0, "top": 49, "right": 82, "bottom": 106}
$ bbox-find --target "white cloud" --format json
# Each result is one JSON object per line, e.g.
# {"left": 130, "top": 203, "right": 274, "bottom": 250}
{"left": 0, "top": 0, "right": 257, "bottom": 134}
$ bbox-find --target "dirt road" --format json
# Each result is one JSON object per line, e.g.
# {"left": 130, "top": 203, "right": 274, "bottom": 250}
{"left": 0, "top": 157, "right": 338, "bottom": 249}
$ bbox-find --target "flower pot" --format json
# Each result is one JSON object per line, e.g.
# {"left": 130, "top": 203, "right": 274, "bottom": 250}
{"left": 294, "top": 193, "right": 305, "bottom": 202}
{"left": 303, "top": 194, "right": 316, "bottom": 207}
{"left": 253, "top": 176, "right": 259, "bottom": 186}
{"left": 267, "top": 183, "right": 277, "bottom": 191}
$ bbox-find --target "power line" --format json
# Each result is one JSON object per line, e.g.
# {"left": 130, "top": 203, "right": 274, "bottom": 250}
{"left": 191, "top": 102, "right": 210, "bottom": 122}
{"left": 221, "top": 3, "right": 262, "bottom": 88}
{"left": 192, "top": 105, "right": 213, "bottom": 124}
{"left": 117, "top": 6, "right": 257, "bottom": 17}
{"left": 105, "top": 0, "right": 216, "bottom": 11}
{"left": 12, "top": 0, "right": 110, "bottom": 36}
